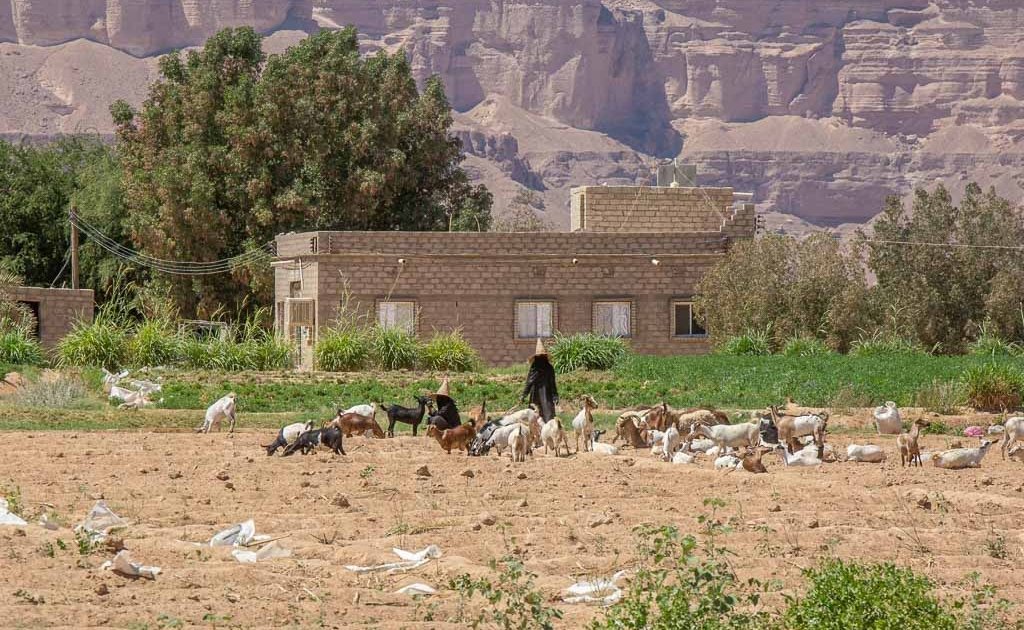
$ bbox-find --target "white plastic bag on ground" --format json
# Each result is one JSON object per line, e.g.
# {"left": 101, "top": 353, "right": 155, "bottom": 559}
{"left": 564, "top": 570, "right": 628, "bottom": 606}
{"left": 76, "top": 501, "right": 128, "bottom": 542}
{"left": 395, "top": 583, "right": 437, "bottom": 596}
{"left": 232, "top": 540, "right": 292, "bottom": 563}
{"left": 102, "top": 550, "right": 160, "bottom": 579}
{"left": 210, "top": 519, "right": 256, "bottom": 547}
{"left": 0, "top": 498, "right": 27, "bottom": 526}
{"left": 343, "top": 545, "right": 442, "bottom": 574}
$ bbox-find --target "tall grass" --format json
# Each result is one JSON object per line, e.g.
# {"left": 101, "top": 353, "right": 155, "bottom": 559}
{"left": 781, "top": 336, "right": 833, "bottom": 357}
{"left": 315, "top": 327, "right": 371, "bottom": 372}
{"left": 0, "top": 328, "right": 44, "bottom": 366}
{"left": 961, "top": 363, "right": 1024, "bottom": 411}
{"left": 849, "top": 332, "right": 930, "bottom": 357}
{"left": 56, "top": 314, "right": 129, "bottom": 370}
{"left": 549, "top": 333, "right": 629, "bottom": 372}
{"left": 968, "top": 326, "right": 1022, "bottom": 357}
{"left": 420, "top": 330, "right": 479, "bottom": 372}
{"left": 370, "top": 326, "right": 420, "bottom": 370}
{"left": 12, "top": 374, "right": 88, "bottom": 408}
{"left": 715, "top": 328, "right": 773, "bottom": 356}
{"left": 127, "top": 319, "right": 181, "bottom": 367}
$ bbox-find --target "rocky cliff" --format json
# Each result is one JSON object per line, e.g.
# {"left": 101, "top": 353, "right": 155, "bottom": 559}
{"left": 3, "top": 0, "right": 1024, "bottom": 229}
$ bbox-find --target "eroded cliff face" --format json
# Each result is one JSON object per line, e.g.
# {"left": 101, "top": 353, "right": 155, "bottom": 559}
{"left": 3, "top": 0, "right": 1024, "bottom": 228}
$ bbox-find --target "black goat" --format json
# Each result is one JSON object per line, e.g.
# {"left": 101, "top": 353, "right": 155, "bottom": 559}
{"left": 468, "top": 419, "right": 503, "bottom": 456}
{"left": 262, "top": 421, "right": 313, "bottom": 456}
{"left": 282, "top": 427, "right": 345, "bottom": 456}
{"left": 382, "top": 396, "right": 433, "bottom": 437}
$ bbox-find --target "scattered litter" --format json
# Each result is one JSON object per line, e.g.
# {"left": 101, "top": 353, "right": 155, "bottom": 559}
{"left": 101, "top": 369, "right": 129, "bottom": 393}
{"left": 395, "top": 583, "right": 437, "bottom": 596}
{"left": 343, "top": 545, "right": 442, "bottom": 574}
{"left": 0, "top": 498, "right": 27, "bottom": 527}
{"left": 75, "top": 501, "right": 128, "bottom": 542}
{"left": 563, "top": 570, "right": 628, "bottom": 606}
{"left": 963, "top": 426, "right": 985, "bottom": 438}
{"left": 210, "top": 519, "right": 261, "bottom": 547}
{"left": 101, "top": 550, "right": 160, "bottom": 580}
{"left": 38, "top": 514, "right": 59, "bottom": 530}
{"left": 232, "top": 540, "right": 292, "bottom": 563}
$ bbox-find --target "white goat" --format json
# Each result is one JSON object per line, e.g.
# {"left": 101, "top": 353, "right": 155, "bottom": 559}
{"left": 571, "top": 397, "right": 598, "bottom": 454}
{"left": 508, "top": 423, "right": 529, "bottom": 463}
{"left": 687, "top": 422, "right": 760, "bottom": 453}
{"left": 845, "top": 444, "right": 886, "bottom": 463}
{"left": 660, "top": 426, "right": 682, "bottom": 461}
{"left": 774, "top": 444, "right": 822, "bottom": 467}
{"left": 343, "top": 403, "right": 377, "bottom": 419}
{"left": 714, "top": 455, "right": 742, "bottom": 469}
{"left": 672, "top": 451, "right": 696, "bottom": 465}
{"left": 872, "top": 401, "right": 901, "bottom": 435}
{"left": 932, "top": 440, "right": 994, "bottom": 469}
{"left": 197, "top": 393, "right": 238, "bottom": 433}
{"left": 501, "top": 406, "right": 539, "bottom": 427}
{"left": 647, "top": 429, "right": 667, "bottom": 454}
{"left": 540, "top": 417, "right": 570, "bottom": 457}
{"left": 591, "top": 442, "right": 619, "bottom": 455}
{"left": 687, "top": 438, "right": 716, "bottom": 453}
{"left": 486, "top": 423, "right": 522, "bottom": 455}
{"left": 1000, "top": 417, "right": 1024, "bottom": 459}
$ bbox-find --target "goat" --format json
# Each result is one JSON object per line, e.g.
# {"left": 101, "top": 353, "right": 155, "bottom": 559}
{"left": 572, "top": 395, "right": 598, "bottom": 453}
{"left": 540, "top": 417, "right": 570, "bottom": 457}
{"left": 468, "top": 398, "right": 489, "bottom": 430}
{"left": 591, "top": 442, "right": 619, "bottom": 455}
{"left": 612, "top": 412, "right": 649, "bottom": 448}
{"left": 741, "top": 447, "right": 772, "bottom": 473}
{"left": 872, "top": 401, "right": 901, "bottom": 435}
{"left": 508, "top": 423, "right": 529, "bottom": 463}
{"left": 197, "top": 393, "right": 237, "bottom": 434}
{"left": 1007, "top": 445, "right": 1024, "bottom": 463}
{"left": 686, "top": 421, "right": 760, "bottom": 454}
{"left": 675, "top": 408, "right": 730, "bottom": 429}
{"left": 714, "top": 454, "right": 742, "bottom": 469}
{"left": 660, "top": 426, "right": 682, "bottom": 461}
{"left": 426, "top": 423, "right": 477, "bottom": 454}
{"left": 469, "top": 419, "right": 501, "bottom": 456}
{"left": 773, "top": 444, "right": 822, "bottom": 467}
{"left": 845, "top": 444, "right": 886, "bottom": 463}
{"left": 342, "top": 403, "right": 376, "bottom": 418}
{"left": 932, "top": 440, "right": 994, "bottom": 469}
{"left": 382, "top": 396, "right": 431, "bottom": 437}
{"left": 896, "top": 419, "right": 930, "bottom": 467}
{"left": 1000, "top": 416, "right": 1024, "bottom": 459}
{"left": 754, "top": 414, "right": 779, "bottom": 445}
{"left": 771, "top": 406, "right": 828, "bottom": 457}
{"left": 647, "top": 429, "right": 667, "bottom": 454}
{"left": 671, "top": 451, "right": 696, "bottom": 465}
{"left": 500, "top": 406, "right": 539, "bottom": 427}
{"left": 282, "top": 427, "right": 345, "bottom": 456}
{"left": 263, "top": 421, "right": 313, "bottom": 456}
{"left": 485, "top": 422, "right": 524, "bottom": 456}
{"left": 327, "top": 410, "right": 385, "bottom": 438}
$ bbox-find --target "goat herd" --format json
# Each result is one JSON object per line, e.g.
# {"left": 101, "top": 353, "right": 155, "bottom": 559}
{"left": 197, "top": 391, "right": 1024, "bottom": 473}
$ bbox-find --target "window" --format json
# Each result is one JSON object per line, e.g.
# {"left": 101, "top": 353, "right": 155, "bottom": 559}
{"left": 673, "top": 301, "right": 707, "bottom": 337}
{"left": 594, "top": 301, "right": 632, "bottom": 338}
{"left": 515, "top": 301, "right": 554, "bottom": 339}
{"left": 377, "top": 300, "right": 416, "bottom": 333}
{"left": 289, "top": 281, "right": 302, "bottom": 298}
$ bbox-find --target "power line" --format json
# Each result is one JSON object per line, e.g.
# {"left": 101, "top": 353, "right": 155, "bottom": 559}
{"left": 49, "top": 248, "right": 71, "bottom": 287}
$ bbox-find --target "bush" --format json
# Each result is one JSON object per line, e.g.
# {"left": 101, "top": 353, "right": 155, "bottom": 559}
{"left": 56, "top": 316, "right": 129, "bottom": 370}
{"left": 127, "top": 319, "right": 181, "bottom": 367}
{"left": 13, "top": 375, "right": 88, "bottom": 408}
{"left": 784, "top": 560, "right": 957, "bottom": 630}
{"left": 449, "top": 555, "right": 562, "bottom": 630}
{"left": 914, "top": 379, "right": 964, "bottom": 415}
{"left": 0, "top": 328, "right": 44, "bottom": 366}
{"left": 420, "top": 330, "right": 479, "bottom": 372}
{"left": 961, "top": 364, "right": 1024, "bottom": 411}
{"left": 715, "top": 329, "right": 772, "bottom": 356}
{"left": 782, "top": 336, "right": 832, "bottom": 357}
{"left": 849, "top": 333, "right": 929, "bottom": 357}
{"left": 315, "top": 327, "right": 371, "bottom": 371}
{"left": 969, "top": 328, "right": 1022, "bottom": 358}
{"left": 370, "top": 326, "right": 420, "bottom": 370}
{"left": 549, "top": 333, "right": 629, "bottom": 372}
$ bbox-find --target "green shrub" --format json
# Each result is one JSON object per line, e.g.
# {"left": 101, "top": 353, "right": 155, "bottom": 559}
{"left": 850, "top": 333, "right": 929, "bottom": 357}
{"left": 248, "top": 335, "right": 292, "bottom": 370}
{"left": 969, "top": 330, "right": 1022, "bottom": 358}
{"left": 13, "top": 375, "right": 88, "bottom": 408}
{"left": 56, "top": 316, "right": 129, "bottom": 370}
{"left": 549, "top": 333, "right": 629, "bottom": 372}
{"left": 782, "top": 336, "right": 832, "bottom": 357}
{"left": 420, "top": 330, "right": 479, "bottom": 372}
{"left": 715, "top": 329, "right": 772, "bottom": 356}
{"left": 784, "top": 560, "right": 957, "bottom": 630}
{"left": 449, "top": 555, "right": 563, "bottom": 630}
{"left": 961, "top": 363, "right": 1024, "bottom": 411}
{"left": 316, "top": 327, "right": 371, "bottom": 371}
{"left": 370, "top": 326, "right": 420, "bottom": 370}
{"left": 127, "top": 319, "right": 181, "bottom": 367}
{"left": 914, "top": 379, "right": 964, "bottom": 415}
{"left": 0, "top": 328, "right": 44, "bottom": 366}
{"left": 179, "top": 337, "right": 214, "bottom": 369}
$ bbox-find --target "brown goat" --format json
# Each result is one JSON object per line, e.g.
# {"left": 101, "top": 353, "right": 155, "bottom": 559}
{"left": 468, "top": 398, "right": 489, "bottom": 430}
{"left": 426, "top": 423, "right": 477, "bottom": 454}
{"left": 741, "top": 446, "right": 772, "bottom": 474}
{"left": 612, "top": 412, "right": 649, "bottom": 448}
{"left": 328, "top": 410, "right": 385, "bottom": 439}
{"left": 896, "top": 419, "right": 930, "bottom": 467}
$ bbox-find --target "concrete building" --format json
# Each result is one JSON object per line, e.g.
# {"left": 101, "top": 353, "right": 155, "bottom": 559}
{"left": 10, "top": 287, "right": 94, "bottom": 348}
{"left": 273, "top": 183, "right": 756, "bottom": 368}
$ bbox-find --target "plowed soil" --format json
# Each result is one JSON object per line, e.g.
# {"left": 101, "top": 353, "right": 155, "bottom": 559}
{"left": 1, "top": 423, "right": 1021, "bottom": 628}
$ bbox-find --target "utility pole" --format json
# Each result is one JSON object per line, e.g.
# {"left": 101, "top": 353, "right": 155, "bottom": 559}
{"left": 69, "top": 205, "right": 80, "bottom": 290}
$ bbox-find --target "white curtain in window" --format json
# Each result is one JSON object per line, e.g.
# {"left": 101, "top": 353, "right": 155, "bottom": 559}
{"left": 517, "top": 302, "right": 552, "bottom": 338}
{"left": 596, "top": 302, "right": 630, "bottom": 337}
{"left": 379, "top": 302, "right": 415, "bottom": 333}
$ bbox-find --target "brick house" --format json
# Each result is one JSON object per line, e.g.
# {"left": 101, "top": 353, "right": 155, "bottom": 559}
{"left": 10, "top": 286, "right": 94, "bottom": 348}
{"left": 273, "top": 185, "right": 756, "bottom": 367}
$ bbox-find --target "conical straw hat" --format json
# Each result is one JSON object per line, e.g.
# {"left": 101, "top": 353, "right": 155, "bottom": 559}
{"left": 435, "top": 377, "right": 450, "bottom": 397}
{"left": 531, "top": 338, "right": 549, "bottom": 359}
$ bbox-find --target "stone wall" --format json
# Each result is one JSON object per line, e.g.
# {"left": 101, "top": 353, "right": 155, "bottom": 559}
{"left": 10, "top": 286, "right": 94, "bottom": 348}
{"left": 570, "top": 186, "right": 737, "bottom": 233}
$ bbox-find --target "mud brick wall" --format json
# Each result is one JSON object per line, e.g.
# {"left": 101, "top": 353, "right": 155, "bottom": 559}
{"left": 570, "top": 186, "right": 738, "bottom": 233}
{"left": 10, "top": 287, "right": 94, "bottom": 348}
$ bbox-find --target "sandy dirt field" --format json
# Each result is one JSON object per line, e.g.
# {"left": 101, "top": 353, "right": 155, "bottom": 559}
{"left": 1, "top": 424, "right": 1022, "bottom": 628}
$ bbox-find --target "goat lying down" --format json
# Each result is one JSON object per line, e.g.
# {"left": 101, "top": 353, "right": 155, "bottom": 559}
{"left": 263, "top": 421, "right": 313, "bottom": 456}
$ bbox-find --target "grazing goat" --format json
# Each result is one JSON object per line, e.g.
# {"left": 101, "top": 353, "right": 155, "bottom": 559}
{"left": 896, "top": 419, "right": 930, "bottom": 467}
{"left": 485, "top": 422, "right": 524, "bottom": 456}
{"left": 382, "top": 396, "right": 432, "bottom": 437}
{"left": 771, "top": 406, "right": 828, "bottom": 457}
{"left": 328, "top": 410, "right": 385, "bottom": 438}
{"left": 508, "top": 423, "right": 529, "bottom": 463}
{"left": 263, "top": 421, "right": 313, "bottom": 456}
{"left": 342, "top": 403, "right": 376, "bottom": 418}
{"left": 572, "top": 395, "right": 598, "bottom": 453}
{"left": 282, "top": 427, "right": 345, "bottom": 456}
{"left": 197, "top": 393, "right": 238, "bottom": 434}
{"left": 426, "top": 423, "right": 477, "bottom": 454}
{"left": 686, "top": 422, "right": 760, "bottom": 454}
{"left": 845, "top": 444, "right": 886, "bottom": 463}
{"left": 469, "top": 420, "right": 501, "bottom": 456}
{"left": 872, "top": 401, "right": 901, "bottom": 435}
{"left": 1000, "top": 416, "right": 1024, "bottom": 459}
{"left": 540, "top": 417, "right": 570, "bottom": 457}
{"left": 660, "top": 426, "right": 683, "bottom": 461}
{"left": 932, "top": 440, "right": 993, "bottom": 469}
{"left": 742, "top": 447, "right": 772, "bottom": 473}
{"left": 612, "top": 412, "right": 649, "bottom": 448}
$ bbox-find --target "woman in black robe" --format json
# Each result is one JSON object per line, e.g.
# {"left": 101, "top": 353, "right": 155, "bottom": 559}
{"left": 521, "top": 338, "right": 558, "bottom": 421}
{"left": 427, "top": 378, "right": 461, "bottom": 430}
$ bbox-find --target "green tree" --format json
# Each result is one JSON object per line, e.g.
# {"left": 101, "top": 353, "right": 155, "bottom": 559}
{"left": 113, "top": 27, "right": 491, "bottom": 318}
